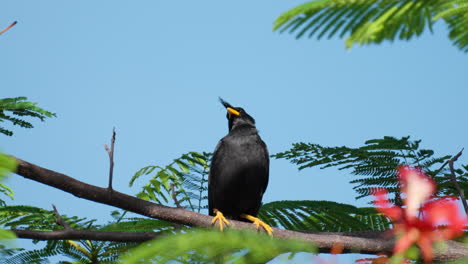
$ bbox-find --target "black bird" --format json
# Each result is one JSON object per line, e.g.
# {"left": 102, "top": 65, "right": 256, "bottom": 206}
{"left": 208, "top": 98, "right": 272, "bottom": 235}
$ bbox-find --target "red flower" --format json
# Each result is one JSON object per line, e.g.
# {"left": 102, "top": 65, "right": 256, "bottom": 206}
{"left": 373, "top": 166, "right": 467, "bottom": 262}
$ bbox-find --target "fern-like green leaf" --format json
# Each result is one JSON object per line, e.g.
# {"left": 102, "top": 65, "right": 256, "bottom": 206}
{"left": 0, "top": 153, "right": 16, "bottom": 179}
{"left": 0, "top": 205, "right": 95, "bottom": 231}
{"left": 131, "top": 152, "right": 211, "bottom": 213}
{"left": 120, "top": 229, "right": 316, "bottom": 264}
{"left": 273, "top": 136, "right": 455, "bottom": 201}
{"left": 1, "top": 211, "right": 152, "bottom": 264}
{"left": 258, "top": 200, "right": 391, "bottom": 232}
{"left": 100, "top": 218, "right": 175, "bottom": 233}
{"left": 0, "top": 153, "right": 16, "bottom": 206}
{"left": 0, "top": 97, "right": 56, "bottom": 136}
{"left": 274, "top": 0, "right": 468, "bottom": 52}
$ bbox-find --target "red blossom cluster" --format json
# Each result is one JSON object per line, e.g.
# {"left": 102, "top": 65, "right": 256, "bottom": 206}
{"left": 373, "top": 165, "right": 467, "bottom": 262}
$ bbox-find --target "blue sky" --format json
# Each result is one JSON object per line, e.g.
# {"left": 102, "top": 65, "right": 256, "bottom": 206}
{"left": 1, "top": 0, "right": 467, "bottom": 262}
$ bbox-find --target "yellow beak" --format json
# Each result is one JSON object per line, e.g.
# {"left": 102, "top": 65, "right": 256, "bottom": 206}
{"left": 227, "top": 107, "right": 240, "bottom": 116}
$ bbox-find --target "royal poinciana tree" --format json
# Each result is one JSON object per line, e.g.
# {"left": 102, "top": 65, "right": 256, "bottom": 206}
{"left": 2, "top": 1, "right": 468, "bottom": 263}
{"left": 1, "top": 101, "right": 468, "bottom": 264}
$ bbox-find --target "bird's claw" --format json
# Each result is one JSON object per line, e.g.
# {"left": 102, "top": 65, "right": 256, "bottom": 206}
{"left": 241, "top": 214, "right": 273, "bottom": 236}
{"left": 212, "top": 209, "right": 230, "bottom": 231}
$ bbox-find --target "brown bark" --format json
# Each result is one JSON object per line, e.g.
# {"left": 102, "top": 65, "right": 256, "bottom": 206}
{"left": 11, "top": 156, "right": 468, "bottom": 262}
{"left": 12, "top": 229, "right": 159, "bottom": 242}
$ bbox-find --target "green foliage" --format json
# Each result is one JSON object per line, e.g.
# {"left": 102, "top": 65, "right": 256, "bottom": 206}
{"left": 101, "top": 217, "right": 176, "bottom": 234}
{"left": 0, "top": 227, "right": 17, "bottom": 259}
{"left": 0, "top": 154, "right": 17, "bottom": 258}
{"left": 120, "top": 229, "right": 316, "bottom": 264}
{"left": 1, "top": 247, "right": 53, "bottom": 264}
{"left": 433, "top": 0, "right": 468, "bottom": 52}
{"left": 273, "top": 136, "right": 459, "bottom": 202}
{"left": 259, "top": 200, "right": 391, "bottom": 231}
{"left": 0, "top": 209, "right": 176, "bottom": 264}
{"left": 0, "top": 205, "right": 94, "bottom": 263}
{"left": 0, "top": 205, "right": 95, "bottom": 231}
{"left": 0, "top": 153, "right": 17, "bottom": 179}
{"left": 130, "top": 152, "right": 211, "bottom": 213}
{"left": 0, "top": 153, "right": 16, "bottom": 206}
{"left": 0, "top": 229, "right": 15, "bottom": 240}
{"left": 274, "top": 0, "right": 468, "bottom": 52}
{"left": 0, "top": 229, "right": 16, "bottom": 255}
{"left": 2, "top": 239, "right": 138, "bottom": 264}
{"left": 0, "top": 183, "right": 14, "bottom": 207}
{"left": 0, "top": 97, "right": 56, "bottom": 136}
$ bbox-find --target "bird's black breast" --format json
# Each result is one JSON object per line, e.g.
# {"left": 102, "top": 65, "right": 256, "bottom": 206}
{"left": 208, "top": 128, "right": 269, "bottom": 220}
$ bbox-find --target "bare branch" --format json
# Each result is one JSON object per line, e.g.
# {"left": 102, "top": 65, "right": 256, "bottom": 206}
{"left": 446, "top": 148, "right": 468, "bottom": 214}
{"left": 170, "top": 183, "right": 182, "bottom": 208}
{"left": 52, "top": 204, "right": 71, "bottom": 230}
{"left": 12, "top": 229, "right": 159, "bottom": 242}
{"left": 12, "top": 156, "right": 468, "bottom": 262}
{"left": 104, "top": 128, "right": 116, "bottom": 190}
{"left": 0, "top": 21, "right": 17, "bottom": 35}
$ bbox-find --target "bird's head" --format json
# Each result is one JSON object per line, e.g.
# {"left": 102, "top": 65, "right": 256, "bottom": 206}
{"left": 219, "top": 98, "right": 256, "bottom": 131}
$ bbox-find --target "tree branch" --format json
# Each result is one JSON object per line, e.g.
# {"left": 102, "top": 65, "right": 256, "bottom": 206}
{"left": 0, "top": 21, "right": 17, "bottom": 35}
{"left": 12, "top": 156, "right": 468, "bottom": 262}
{"left": 170, "top": 183, "right": 182, "bottom": 208}
{"left": 12, "top": 229, "right": 159, "bottom": 242}
{"left": 7, "top": 230, "right": 382, "bottom": 243}
{"left": 52, "top": 204, "right": 71, "bottom": 230}
{"left": 104, "top": 128, "right": 116, "bottom": 190}
{"left": 446, "top": 148, "right": 468, "bottom": 214}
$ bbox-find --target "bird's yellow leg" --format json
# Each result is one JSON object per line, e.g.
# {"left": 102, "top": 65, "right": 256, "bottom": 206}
{"left": 211, "top": 209, "right": 230, "bottom": 231}
{"left": 241, "top": 214, "right": 273, "bottom": 236}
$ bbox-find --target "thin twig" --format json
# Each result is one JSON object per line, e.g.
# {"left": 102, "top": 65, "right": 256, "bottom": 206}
{"left": 52, "top": 204, "right": 71, "bottom": 230}
{"left": 0, "top": 21, "right": 17, "bottom": 35}
{"left": 104, "top": 128, "right": 116, "bottom": 190}
{"left": 434, "top": 157, "right": 452, "bottom": 177}
{"left": 170, "top": 183, "right": 182, "bottom": 208}
{"left": 169, "top": 184, "right": 184, "bottom": 229}
{"left": 446, "top": 148, "right": 468, "bottom": 214}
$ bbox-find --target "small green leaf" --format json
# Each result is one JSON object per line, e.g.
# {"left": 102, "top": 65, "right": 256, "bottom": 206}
{"left": 120, "top": 229, "right": 316, "bottom": 264}
{"left": 0, "top": 153, "right": 17, "bottom": 178}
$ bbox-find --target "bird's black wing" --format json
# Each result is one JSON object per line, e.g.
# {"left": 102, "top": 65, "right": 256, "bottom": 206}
{"left": 251, "top": 136, "right": 269, "bottom": 215}
{"left": 258, "top": 137, "right": 269, "bottom": 195}
{"left": 208, "top": 139, "right": 225, "bottom": 216}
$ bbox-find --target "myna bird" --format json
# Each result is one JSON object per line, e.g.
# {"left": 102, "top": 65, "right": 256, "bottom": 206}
{"left": 208, "top": 98, "right": 272, "bottom": 235}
